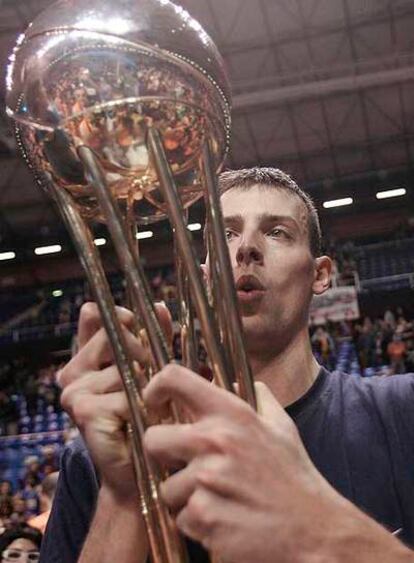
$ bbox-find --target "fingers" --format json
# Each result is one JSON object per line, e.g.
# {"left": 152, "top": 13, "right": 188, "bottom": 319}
{"left": 77, "top": 301, "right": 173, "bottom": 349}
{"left": 59, "top": 326, "right": 148, "bottom": 388}
{"left": 255, "top": 382, "right": 285, "bottom": 421}
{"left": 60, "top": 365, "right": 123, "bottom": 400}
{"left": 62, "top": 389, "right": 131, "bottom": 430}
{"left": 145, "top": 423, "right": 197, "bottom": 466}
{"left": 175, "top": 487, "right": 223, "bottom": 548}
{"left": 154, "top": 302, "right": 174, "bottom": 347}
{"left": 255, "top": 382, "right": 298, "bottom": 437}
{"left": 78, "top": 302, "right": 135, "bottom": 349}
{"left": 143, "top": 364, "right": 253, "bottom": 420}
{"left": 160, "top": 454, "right": 238, "bottom": 513}
{"left": 160, "top": 464, "right": 197, "bottom": 513}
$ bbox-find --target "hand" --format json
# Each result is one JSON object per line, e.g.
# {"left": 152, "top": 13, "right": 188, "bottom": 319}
{"left": 143, "top": 365, "right": 344, "bottom": 563}
{"left": 59, "top": 301, "right": 172, "bottom": 503}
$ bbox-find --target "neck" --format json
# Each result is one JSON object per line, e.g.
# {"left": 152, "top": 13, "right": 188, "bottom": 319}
{"left": 248, "top": 327, "right": 320, "bottom": 407}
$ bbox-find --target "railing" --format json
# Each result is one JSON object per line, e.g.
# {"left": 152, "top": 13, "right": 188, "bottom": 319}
{"left": 0, "top": 429, "right": 70, "bottom": 445}
{"left": 360, "top": 272, "right": 414, "bottom": 290}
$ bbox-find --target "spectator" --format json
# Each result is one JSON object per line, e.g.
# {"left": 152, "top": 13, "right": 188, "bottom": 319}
{"left": 39, "top": 447, "right": 58, "bottom": 477}
{"left": 20, "top": 479, "right": 39, "bottom": 519}
{"left": 387, "top": 334, "right": 407, "bottom": 375}
{"left": 311, "top": 326, "right": 336, "bottom": 370}
{"left": 0, "top": 525, "right": 42, "bottom": 562}
{"left": 8, "top": 497, "right": 27, "bottom": 527}
{"left": 28, "top": 473, "right": 59, "bottom": 534}
{"left": 0, "top": 393, "right": 18, "bottom": 436}
{"left": 24, "top": 377, "right": 38, "bottom": 418}
{"left": 384, "top": 308, "right": 396, "bottom": 329}
{"left": 0, "top": 484, "right": 13, "bottom": 522}
{"left": 22, "top": 458, "right": 41, "bottom": 488}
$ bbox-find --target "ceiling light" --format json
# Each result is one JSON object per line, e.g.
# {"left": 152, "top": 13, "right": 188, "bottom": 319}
{"left": 136, "top": 231, "right": 153, "bottom": 240}
{"left": 34, "top": 244, "right": 62, "bottom": 256}
{"left": 0, "top": 251, "right": 16, "bottom": 261}
{"left": 187, "top": 223, "right": 202, "bottom": 231}
{"left": 323, "top": 197, "right": 353, "bottom": 209}
{"left": 376, "top": 188, "right": 406, "bottom": 200}
{"left": 94, "top": 238, "right": 107, "bottom": 246}
{"left": 52, "top": 289, "right": 63, "bottom": 297}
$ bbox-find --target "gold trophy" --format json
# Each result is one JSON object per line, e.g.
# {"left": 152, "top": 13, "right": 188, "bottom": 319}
{"left": 6, "top": 1, "right": 256, "bottom": 561}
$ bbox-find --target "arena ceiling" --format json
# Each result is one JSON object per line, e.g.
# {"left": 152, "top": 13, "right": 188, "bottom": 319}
{"left": 0, "top": 0, "right": 413, "bottom": 259}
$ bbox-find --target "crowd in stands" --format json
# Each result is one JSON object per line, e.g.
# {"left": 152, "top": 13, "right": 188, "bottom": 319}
{"left": 310, "top": 308, "right": 414, "bottom": 375}
{"left": 353, "top": 309, "right": 414, "bottom": 374}
{"left": 0, "top": 361, "right": 64, "bottom": 438}
{"left": 0, "top": 444, "right": 59, "bottom": 555}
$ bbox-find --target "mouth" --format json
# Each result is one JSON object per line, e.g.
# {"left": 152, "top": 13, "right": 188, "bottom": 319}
{"left": 235, "top": 275, "right": 265, "bottom": 304}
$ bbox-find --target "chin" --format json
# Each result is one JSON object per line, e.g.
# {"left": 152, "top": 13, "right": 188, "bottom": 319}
{"left": 241, "top": 315, "right": 268, "bottom": 342}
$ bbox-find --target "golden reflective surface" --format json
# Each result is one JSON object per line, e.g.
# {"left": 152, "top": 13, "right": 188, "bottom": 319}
{"left": 6, "top": 0, "right": 231, "bottom": 224}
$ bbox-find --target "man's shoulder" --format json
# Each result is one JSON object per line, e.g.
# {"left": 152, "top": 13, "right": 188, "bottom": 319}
{"left": 334, "top": 370, "right": 414, "bottom": 395}
{"left": 328, "top": 370, "right": 414, "bottom": 419}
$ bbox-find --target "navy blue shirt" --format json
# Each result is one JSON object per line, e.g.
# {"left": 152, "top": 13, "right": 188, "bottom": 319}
{"left": 40, "top": 369, "right": 414, "bottom": 562}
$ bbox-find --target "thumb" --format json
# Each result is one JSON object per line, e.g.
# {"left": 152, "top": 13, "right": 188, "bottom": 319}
{"left": 255, "top": 382, "right": 286, "bottom": 426}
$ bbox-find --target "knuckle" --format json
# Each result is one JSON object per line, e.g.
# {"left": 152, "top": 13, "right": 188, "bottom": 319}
{"left": 57, "top": 363, "right": 74, "bottom": 389}
{"left": 79, "top": 301, "right": 99, "bottom": 325}
{"left": 158, "top": 363, "right": 180, "bottom": 384}
{"left": 195, "top": 460, "right": 227, "bottom": 488}
{"left": 59, "top": 386, "right": 72, "bottom": 414}
{"left": 69, "top": 395, "right": 94, "bottom": 428}
{"left": 202, "top": 426, "right": 238, "bottom": 454}
{"left": 116, "top": 305, "right": 134, "bottom": 324}
{"left": 186, "top": 490, "right": 212, "bottom": 528}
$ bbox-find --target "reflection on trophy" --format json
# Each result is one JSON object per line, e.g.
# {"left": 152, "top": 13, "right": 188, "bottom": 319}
{"left": 6, "top": 1, "right": 256, "bottom": 561}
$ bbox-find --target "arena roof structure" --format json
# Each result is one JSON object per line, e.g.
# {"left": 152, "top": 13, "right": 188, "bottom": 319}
{"left": 0, "top": 0, "right": 413, "bottom": 275}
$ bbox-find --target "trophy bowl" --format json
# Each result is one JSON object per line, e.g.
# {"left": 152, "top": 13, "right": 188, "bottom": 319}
{"left": 6, "top": 0, "right": 231, "bottom": 224}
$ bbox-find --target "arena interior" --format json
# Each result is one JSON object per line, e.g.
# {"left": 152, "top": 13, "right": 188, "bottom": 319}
{"left": 0, "top": 0, "right": 413, "bottom": 553}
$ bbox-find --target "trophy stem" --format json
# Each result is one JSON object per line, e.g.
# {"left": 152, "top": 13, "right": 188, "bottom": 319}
{"left": 125, "top": 198, "right": 153, "bottom": 382}
{"left": 175, "top": 210, "right": 199, "bottom": 373}
{"left": 147, "top": 128, "right": 233, "bottom": 393}
{"left": 200, "top": 141, "right": 257, "bottom": 410}
{"left": 206, "top": 217, "right": 234, "bottom": 378}
{"left": 50, "top": 185, "right": 186, "bottom": 563}
{"left": 77, "top": 145, "right": 170, "bottom": 372}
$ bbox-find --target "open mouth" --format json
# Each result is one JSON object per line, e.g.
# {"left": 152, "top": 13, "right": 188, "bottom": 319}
{"left": 235, "top": 275, "right": 265, "bottom": 303}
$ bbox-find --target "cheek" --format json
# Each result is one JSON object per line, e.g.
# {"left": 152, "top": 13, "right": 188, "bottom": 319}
{"left": 268, "top": 250, "right": 314, "bottom": 291}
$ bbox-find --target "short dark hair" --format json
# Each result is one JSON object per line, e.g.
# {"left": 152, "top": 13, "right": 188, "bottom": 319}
{"left": 218, "top": 167, "right": 322, "bottom": 257}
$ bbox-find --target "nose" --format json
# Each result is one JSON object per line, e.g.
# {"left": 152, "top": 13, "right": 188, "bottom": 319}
{"left": 236, "top": 240, "right": 264, "bottom": 266}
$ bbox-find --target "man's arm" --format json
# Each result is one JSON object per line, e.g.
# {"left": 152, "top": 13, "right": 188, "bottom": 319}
{"left": 40, "top": 437, "right": 99, "bottom": 563}
{"left": 50, "top": 303, "right": 156, "bottom": 563}
{"left": 79, "top": 486, "right": 147, "bottom": 563}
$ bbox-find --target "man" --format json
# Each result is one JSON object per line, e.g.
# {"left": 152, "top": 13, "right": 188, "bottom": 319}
{"left": 40, "top": 168, "right": 414, "bottom": 562}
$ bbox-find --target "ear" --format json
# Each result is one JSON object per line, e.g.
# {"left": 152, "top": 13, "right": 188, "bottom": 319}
{"left": 312, "top": 256, "right": 332, "bottom": 296}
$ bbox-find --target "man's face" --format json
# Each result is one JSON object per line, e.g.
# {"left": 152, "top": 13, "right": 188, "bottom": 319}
{"left": 207, "top": 185, "right": 320, "bottom": 353}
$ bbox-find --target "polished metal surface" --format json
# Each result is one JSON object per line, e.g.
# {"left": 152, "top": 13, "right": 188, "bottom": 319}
{"left": 6, "top": 0, "right": 231, "bottom": 224}
{"left": 6, "top": 2, "right": 255, "bottom": 560}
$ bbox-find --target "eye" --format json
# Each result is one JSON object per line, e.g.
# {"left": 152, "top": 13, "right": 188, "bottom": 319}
{"left": 267, "top": 227, "right": 287, "bottom": 239}
{"left": 224, "top": 228, "right": 237, "bottom": 241}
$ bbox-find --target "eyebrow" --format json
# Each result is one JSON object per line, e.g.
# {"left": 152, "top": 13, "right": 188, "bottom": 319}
{"left": 223, "top": 213, "right": 301, "bottom": 231}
